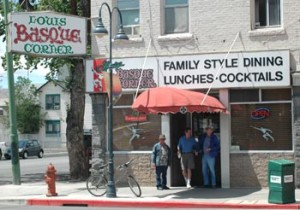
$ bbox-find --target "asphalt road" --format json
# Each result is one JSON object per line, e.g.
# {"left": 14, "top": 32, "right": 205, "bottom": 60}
{"left": 0, "top": 155, "right": 69, "bottom": 185}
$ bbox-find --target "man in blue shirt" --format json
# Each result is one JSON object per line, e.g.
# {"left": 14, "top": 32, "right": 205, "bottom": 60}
{"left": 177, "top": 127, "right": 197, "bottom": 188}
{"left": 198, "top": 126, "right": 220, "bottom": 188}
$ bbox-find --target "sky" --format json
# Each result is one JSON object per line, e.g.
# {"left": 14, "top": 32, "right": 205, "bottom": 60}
{"left": 0, "top": 36, "right": 49, "bottom": 89}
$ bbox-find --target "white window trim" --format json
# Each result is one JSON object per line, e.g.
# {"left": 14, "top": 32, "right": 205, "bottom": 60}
{"left": 116, "top": 0, "right": 140, "bottom": 37}
{"left": 162, "top": 0, "right": 189, "bottom": 35}
{"left": 251, "top": 0, "right": 283, "bottom": 31}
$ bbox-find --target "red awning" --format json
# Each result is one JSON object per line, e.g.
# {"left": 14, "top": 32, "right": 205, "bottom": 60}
{"left": 132, "top": 87, "right": 227, "bottom": 114}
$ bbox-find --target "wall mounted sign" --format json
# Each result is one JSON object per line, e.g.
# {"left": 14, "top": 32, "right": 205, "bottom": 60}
{"left": 251, "top": 126, "right": 275, "bottom": 142}
{"left": 86, "top": 58, "right": 158, "bottom": 93}
{"left": 86, "top": 50, "right": 290, "bottom": 93}
{"left": 125, "top": 114, "right": 147, "bottom": 122}
{"left": 8, "top": 11, "right": 87, "bottom": 56}
{"left": 251, "top": 108, "right": 270, "bottom": 120}
{"left": 160, "top": 50, "right": 290, "bottom": 89}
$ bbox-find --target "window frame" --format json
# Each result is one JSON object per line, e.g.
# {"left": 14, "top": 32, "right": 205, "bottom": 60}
{"left": 253, "top": 0, "right": 282, "bottom": 29}
{"left": 163, "top": 0, "right": 189, "bottom": 35}
{"left": 45, "top": 94, "right": 61, "bottom": 110}
{"left": 116, "top": 0, "right": 140, "bottom": 36}
{"left": 230, "top": 88, "right": 293, "bottom": 153}
{"left": 45, "top": 120, "right": 61, "bottom": 135}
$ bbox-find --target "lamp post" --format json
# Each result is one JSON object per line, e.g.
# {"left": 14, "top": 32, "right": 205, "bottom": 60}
{"left": 93, "top": 2, "right": 129, "bottom": 198}
{"left": 3, "top": 0, "right": 21, "bottom": 185}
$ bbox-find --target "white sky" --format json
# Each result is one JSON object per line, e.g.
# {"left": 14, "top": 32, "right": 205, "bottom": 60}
{"left": 0, "top": 12, "right": 48, "bottom": 88}
{"left": 0, "top": 36, "right": 49, "bottom": 89}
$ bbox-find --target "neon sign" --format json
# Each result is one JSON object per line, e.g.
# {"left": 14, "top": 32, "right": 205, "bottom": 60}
{"left": 251, "top": 108, "right": 270, "bottom": 120}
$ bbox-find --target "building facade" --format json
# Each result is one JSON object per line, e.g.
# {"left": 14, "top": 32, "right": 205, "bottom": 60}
{"left": 0, "top": 81, "right": 93, "bottom": 150}
{"left": 36, "top": 81, "right": 93, "bottom": 149}
{"left": 89, "top": 0, "right": 300, "bottom": 188}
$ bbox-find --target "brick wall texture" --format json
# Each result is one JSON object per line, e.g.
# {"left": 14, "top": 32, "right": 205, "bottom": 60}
{"left": 230, "top": 153, "right": 294, "bottom": 188}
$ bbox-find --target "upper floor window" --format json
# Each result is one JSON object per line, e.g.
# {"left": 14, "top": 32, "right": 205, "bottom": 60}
{"left": 117, "top": 0, "right": 140, "bottom": 36}
{"left": 46, "top": 94, "right": 60, "bottom": 110}
{"left": 255, "top": 0, "right": 281, "bottom": 28}
{"left": 164, "top": 0, "right": 189, "bottom": 34}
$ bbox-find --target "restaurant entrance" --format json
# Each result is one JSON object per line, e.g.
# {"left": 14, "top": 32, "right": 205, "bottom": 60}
{"left": 170, "top": 112, "right": 221, "bottom": 187}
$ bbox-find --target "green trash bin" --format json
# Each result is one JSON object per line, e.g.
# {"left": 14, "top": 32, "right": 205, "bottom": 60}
{"left": 268, "top": 159, "right": 295, "bottom": 204}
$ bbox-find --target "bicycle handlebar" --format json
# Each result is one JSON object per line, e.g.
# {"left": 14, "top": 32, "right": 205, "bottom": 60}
{"left": 118, "top": 158, "right": 134, "bottom": 169}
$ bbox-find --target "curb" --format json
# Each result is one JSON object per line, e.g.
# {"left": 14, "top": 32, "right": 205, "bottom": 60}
{"left": 44, "top": 152, "right": 68, "bottom": 158}
{"left": 27, "top": 198, "right": 300, "bottom": 209}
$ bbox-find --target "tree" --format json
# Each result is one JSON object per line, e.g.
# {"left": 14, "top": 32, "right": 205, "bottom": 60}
{"left": 0, "top": 0, "right": 91, "bottom": 180}
{"left": 3, "top": 77, "right": 44, "bottom": 134}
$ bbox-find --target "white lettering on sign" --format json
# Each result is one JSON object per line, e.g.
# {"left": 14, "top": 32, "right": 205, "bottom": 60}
{"left": 284, "top": 175, "right": 293, "bottom": 183}
{"left": 270, "top": 175, "right": 281, "bottom": 184}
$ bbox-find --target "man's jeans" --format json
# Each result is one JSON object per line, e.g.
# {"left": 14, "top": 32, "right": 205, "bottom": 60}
{"left": 202, "top": 154, "right": 216, "bottom": 186}
{"left": 155, "top": 166, "right": 168, "bottom": 187}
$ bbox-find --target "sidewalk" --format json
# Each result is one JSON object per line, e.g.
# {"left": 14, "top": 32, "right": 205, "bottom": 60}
{"left": 0, "top": 181, "right": 299, "bottom": 209}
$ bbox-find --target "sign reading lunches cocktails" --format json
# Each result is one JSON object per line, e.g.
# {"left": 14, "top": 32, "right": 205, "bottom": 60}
{"left": 8, "top": 11, "right": 87, "bottom": 57}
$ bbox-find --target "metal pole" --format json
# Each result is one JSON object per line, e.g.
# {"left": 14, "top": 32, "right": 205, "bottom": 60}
{"left": 3, "top": 0, "right": 21, "bottom": 185}
{"left": 106, "top": 6, "right": 116, "bottom": 198}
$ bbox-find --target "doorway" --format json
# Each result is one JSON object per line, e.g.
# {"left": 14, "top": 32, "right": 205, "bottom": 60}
{"left": 170, "top": 112, "right": 221, "bottom": 187}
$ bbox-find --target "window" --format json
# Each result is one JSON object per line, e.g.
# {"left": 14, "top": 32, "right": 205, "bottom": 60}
{"left": 46, "top": 94, "right": 60, "bottom": 110}
{"left": 112, "top": 94, "right": 161, "bottom": 151}
{"left": 230, "top": 89, "right": 292, "bottom": 151}
{"left": 255, "top": 0, "right": 281, "bottom": 28}
{"left": 45, "top": 120, "right": 60, "bottom": 135}
{"left": 164, "top": 0, "right": 189, "bottom": 34}
{"left": 117, "top": 0, "right": 140, "bottom": 36}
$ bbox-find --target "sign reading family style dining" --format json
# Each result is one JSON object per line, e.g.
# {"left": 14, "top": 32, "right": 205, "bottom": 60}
{"left": 160, "top": 50, "right": 289, "bottom": 89}
{"left": 8, "top": 11, "right": 87, "bottom": 56}
{"left": 85, "top": 50, "right": 290, "bottom": 93}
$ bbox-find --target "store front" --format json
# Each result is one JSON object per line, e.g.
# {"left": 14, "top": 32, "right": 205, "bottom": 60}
{"left": 170, "top": 112, "right": 221, "bottom": 187}
{"left": 87, "top": 50, "right": 292, "bottom": 188}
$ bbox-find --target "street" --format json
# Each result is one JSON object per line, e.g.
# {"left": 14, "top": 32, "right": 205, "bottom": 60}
{"left": 0, "top": 155, "right": 69, "bottom": 185}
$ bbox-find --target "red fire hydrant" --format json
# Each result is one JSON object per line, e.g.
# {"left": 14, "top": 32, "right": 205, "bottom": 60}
{"left": 44, "top": 163, "right": 58, "bottom": 196}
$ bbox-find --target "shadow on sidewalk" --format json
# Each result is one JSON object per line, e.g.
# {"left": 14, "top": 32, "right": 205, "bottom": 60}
{"left": 157, "top": 187, "right": 262, "bottom": 200}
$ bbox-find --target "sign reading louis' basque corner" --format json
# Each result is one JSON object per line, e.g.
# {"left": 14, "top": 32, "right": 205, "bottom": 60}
{"left": 8, "top": 11, "right": 87, "bottom": 56}
{"left": 160, "top": 50, "right": 290, "bottom": 89}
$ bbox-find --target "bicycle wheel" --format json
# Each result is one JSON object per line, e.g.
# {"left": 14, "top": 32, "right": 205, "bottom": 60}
{"left": 86, "top": 175, "right": 107, "bottom": 196}
{"left": 127, "top": 175, "right": 142, "bottom": 197}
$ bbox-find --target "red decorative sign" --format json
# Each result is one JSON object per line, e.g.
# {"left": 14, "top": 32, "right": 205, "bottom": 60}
{"left": 9, "top": 11, "right": 87, "bottom": 56}
{"left": 125, "top": 114, "right": 147, "bottom": 122}
{"left": 251, "top": 108, "right": 270, "bottom": 120}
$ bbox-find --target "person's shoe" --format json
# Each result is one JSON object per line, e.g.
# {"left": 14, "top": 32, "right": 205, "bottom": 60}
{"left": 157, "top": 186, "right": 163, "bottom": 190}
{"left": 204, "top": 185, "right": 210, "bottom": 188}
{"left": 162, "top": 186, "right": 170, "bottom": 190}
{"left": 186, "top": 183, "right": 192, "bottom": 188}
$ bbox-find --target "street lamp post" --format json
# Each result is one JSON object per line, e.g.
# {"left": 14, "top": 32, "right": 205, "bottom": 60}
{"left": 93, "top": 2, "right": 129, "bottom": 198}
{"left": 3, "top": 0, "right": 21, "bottom": 185}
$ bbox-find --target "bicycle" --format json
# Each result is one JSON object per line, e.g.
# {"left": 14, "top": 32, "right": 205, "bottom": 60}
{"left": 86, "top": 159, "right": 142, "bottom": 197}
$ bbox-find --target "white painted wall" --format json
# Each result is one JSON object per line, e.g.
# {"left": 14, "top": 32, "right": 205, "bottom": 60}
{"left": 91, "top": 0, "right": 300, "bottom": 71}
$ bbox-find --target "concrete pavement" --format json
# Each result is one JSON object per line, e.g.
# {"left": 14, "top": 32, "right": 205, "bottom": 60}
{"left": 0, "top": 181, "right": 299, "bottom": 209}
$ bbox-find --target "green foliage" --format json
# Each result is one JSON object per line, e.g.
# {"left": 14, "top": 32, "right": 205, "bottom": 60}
{"left": 4, "top": 77, "right": 45, "bottom": 134}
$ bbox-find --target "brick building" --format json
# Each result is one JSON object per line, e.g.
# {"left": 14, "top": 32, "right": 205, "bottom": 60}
{"left": 88, "top": 0, "right": 300, "bottom": 188}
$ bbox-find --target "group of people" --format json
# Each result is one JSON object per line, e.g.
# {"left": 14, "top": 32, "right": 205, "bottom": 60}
{"left": 151, "top": 126, "right": 220, "bottom": 190}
